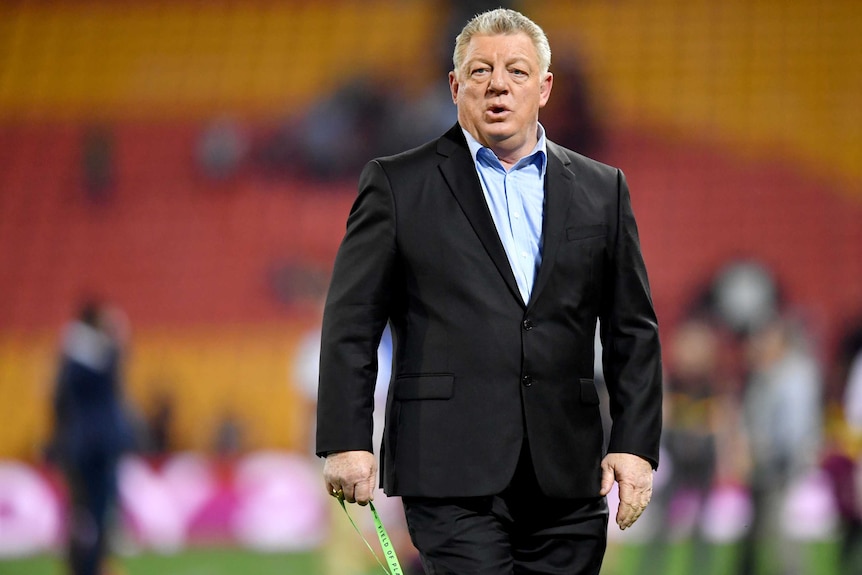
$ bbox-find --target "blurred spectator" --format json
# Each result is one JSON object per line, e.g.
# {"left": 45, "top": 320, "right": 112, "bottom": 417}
{"left": 840, "top": 315, "right": 862, "bottom": 433}
{"left": 143, "top": 391, "right": 175, "bottom": 456}
{"left": 293, "top": 319, "right": 423, "bottom": 574}
{"left": 264, "top": 76, "right": 404, "bottom": 180}
{"left": 535, "top": 53, "right": 604, "bottom": 159}
{"left": 267, "top": 260, "right": 330, "bottom": 308}
{"left": 195, "top": 117, "right": 248, "bottom": 182}
{"left": 213, "top": 410, "right": 244, "bottom": 457}
{"left": 391, "top": 79, "right": 458, "bottom": 152}
{"left": 821, "top": 442, "right": 862, "bottom": 575}
{"left": 691, "top": 259, "right": 783, "bottom": 340}
{"left": 737, "top": 316, "right": 824, "bottom": 575}
{"left": 51, "top": 300, "right": 136, "bottom": 575}
{"left": 294, "top": 319, "right": 392, "bottom": 459}
{"left": 823, "top": 314, "right": 862, "bottom": 575}
{"left": 639, "top": 317, "right": 735, "bottom": 575}
{"left": 81, "top": 124, "right": 116, "bottom": 204}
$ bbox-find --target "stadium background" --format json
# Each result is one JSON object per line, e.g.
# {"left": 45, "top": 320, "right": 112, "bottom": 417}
{"left": 1, "top": 0, "right": 861, "bottom": 573}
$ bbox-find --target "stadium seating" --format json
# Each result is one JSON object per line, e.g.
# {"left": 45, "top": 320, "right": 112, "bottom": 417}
{"left": 0, "top": 0, "right": 860, "bottom": 459}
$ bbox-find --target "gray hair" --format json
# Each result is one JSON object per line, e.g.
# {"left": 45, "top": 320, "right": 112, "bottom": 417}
{"left": 453, "top": 8, "right": 552, "bottom": 76}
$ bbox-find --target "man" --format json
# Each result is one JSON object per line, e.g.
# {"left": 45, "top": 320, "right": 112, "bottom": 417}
{"left": 52, "top": 300, "right": 135, "bottom": 575}
{"left": 317, "top": 8, "right": 662, "bottom": 574}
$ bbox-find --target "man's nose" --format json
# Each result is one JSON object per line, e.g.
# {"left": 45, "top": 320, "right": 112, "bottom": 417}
{"left": 488, "top": 71, "right": 508, "bottom": 94}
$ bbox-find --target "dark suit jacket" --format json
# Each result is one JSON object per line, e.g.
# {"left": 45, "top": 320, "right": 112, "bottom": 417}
{"left": 317, "top": 124, "right": 662, "bottom": 499}
{"left": 52, "top": 324, "right": 135, "bottom": 467}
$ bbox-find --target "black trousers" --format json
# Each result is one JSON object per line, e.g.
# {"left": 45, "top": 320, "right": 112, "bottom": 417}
{"left": 64, "top": 452, "right": 119, "bottom": 575}
{"left": 402, "top": 442, "right": 608, "bottom": 575}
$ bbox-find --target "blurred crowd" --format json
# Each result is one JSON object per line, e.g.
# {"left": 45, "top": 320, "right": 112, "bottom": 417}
{"left": 186, "top": 0, "right": 602, "bottom": 187}
{"left": 629, "top": 260, "right": 862, "bottom": 575}
{"left": 39, "top": 267, "right": 862, "bottom": 574}
{"left": 23, "top": 1, "right": 858, "bottom": 573}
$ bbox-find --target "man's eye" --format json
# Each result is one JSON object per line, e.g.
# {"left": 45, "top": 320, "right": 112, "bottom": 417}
{"left": 510, "top": 69, "right": 527, "bottom": 77}
{"left": 472, "top": 68, "right": 490, "bottom": 76}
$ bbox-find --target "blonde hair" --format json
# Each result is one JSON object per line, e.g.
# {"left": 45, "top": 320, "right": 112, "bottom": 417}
{"left": 453, "top": 8, "right": 551, "bottom": 76}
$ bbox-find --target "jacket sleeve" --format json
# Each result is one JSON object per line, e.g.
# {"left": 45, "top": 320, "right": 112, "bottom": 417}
{"left": 599, "top": 169, "right": 663, "bottom": 469}
{"left": 316, "top": 160, "right": 396, "bottom": 456}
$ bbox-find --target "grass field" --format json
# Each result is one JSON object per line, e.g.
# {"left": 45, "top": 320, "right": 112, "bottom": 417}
{"left": 0, "top": 542, "right": 842, "bottom": 575}
{"left": 0, "top": 549, "right": 322, "bottom": 575}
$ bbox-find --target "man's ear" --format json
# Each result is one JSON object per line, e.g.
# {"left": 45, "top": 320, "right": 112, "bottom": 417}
{"left": 539, "top": 72, "right": 553, "bottom": 108}
{"left": 449, "top": 71, "right": 460, "bottom": 105}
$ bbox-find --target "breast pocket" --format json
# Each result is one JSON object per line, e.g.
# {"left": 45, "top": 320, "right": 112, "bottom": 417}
{"left": 558, "top": 224, "right": 607, "bottom": 303}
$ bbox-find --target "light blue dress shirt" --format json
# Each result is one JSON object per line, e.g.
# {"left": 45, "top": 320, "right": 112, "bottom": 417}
{"left": 463, "top": 126, "right": 548, "bottom": 303}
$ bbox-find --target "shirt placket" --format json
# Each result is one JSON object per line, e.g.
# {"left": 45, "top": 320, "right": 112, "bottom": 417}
{"left": 506, "top": 169, "right": 532, "bottom": 302}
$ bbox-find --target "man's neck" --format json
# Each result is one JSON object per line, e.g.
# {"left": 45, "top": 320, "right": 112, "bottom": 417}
{"left": 464, "top": 123, "right": 542, "bottom": 170}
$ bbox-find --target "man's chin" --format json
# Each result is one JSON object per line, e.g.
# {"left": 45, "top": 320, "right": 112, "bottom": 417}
{"left": 478, "top": 125, "right": 516, "bottom": 143}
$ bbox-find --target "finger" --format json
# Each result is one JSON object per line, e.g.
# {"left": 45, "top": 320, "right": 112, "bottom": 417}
{"left": 618, "top": 510, "right": 637, "bottom": 530}
{"left": 616, "top": 482, "right": 637, "bottom": 529}
{"left": 619, "top": 488, "right": 650, "bottom": 529}
{"left": 617, "top": 501, "right": 639, "bottom": 530}
{"left": 620, "top": 485, "right": 649, "bottom": 529}
{"left": 599, "top": 462, "right": 615, "bottom": 496}
{"left": 323, "top": 468, "right": 340, "bottom": 493}
{"left": 617, "top": 498, "right": 640, "bottom": 530}
{"left": 325, "top": 480, "right": 339, "bottom": 498}
{"left": 616, "top": 506, "right": 628, "bottom": 530}
{"left": 354, "top": 477, "right": 375, "bottom": 506}
{"left": 342, "top": 482, "right": 357, "bottom": 504}
{"left": 326, "top": 480, "right": 344, "bottom": 500}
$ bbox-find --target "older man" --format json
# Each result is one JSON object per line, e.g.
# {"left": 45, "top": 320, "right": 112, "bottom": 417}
{"left": 317, "top": 8, "right": 662, "bottom": 574}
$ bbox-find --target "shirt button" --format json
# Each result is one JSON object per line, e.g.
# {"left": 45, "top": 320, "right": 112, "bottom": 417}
{"left": 522, "top": 375, "right": 533, "bottom": 387}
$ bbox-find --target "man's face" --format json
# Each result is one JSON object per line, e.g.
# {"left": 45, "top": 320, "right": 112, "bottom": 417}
{"left": 449, "top": 32, "right": 552, "bottom": 158}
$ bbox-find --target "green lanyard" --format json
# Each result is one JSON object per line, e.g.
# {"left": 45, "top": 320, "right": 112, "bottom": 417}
{"left": 336, "top": 494, "right": 404, "bottom": 575}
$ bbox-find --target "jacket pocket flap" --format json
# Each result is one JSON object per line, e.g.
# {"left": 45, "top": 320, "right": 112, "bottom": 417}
{"left": 579, "top": 378, "right": 600, "bottom": 405}
{"left": 395, "top": 374, "right": 454, "bottom": 400}
{"left": 567, "top": 224, "right": 607, "bottom": 241}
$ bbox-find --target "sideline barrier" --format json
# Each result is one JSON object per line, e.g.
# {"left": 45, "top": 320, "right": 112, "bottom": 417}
{"left": 0, "top": 452, "right": 328, "bottom": 558}
{"left": 0, "top": 453, "right": 839, "bottom": 558}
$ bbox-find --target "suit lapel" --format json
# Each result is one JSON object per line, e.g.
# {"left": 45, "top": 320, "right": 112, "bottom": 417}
{"left": 437, "top": 126, "right": 523, "bottom": 306}
{"left": 528, "top": 141, "right": 575, "bottom": 309}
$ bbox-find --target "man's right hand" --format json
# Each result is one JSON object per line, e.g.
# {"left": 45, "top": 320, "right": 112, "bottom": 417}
{"left": 323, "top": 450, "right": 377, "bottom": 505}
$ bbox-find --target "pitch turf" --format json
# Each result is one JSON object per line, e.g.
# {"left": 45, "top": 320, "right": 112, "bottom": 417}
{"left": 0, "top": 542, "right": 842, "bottom": 575}
{"left": 0, "top": 549, "right": 322, "bottom": 575}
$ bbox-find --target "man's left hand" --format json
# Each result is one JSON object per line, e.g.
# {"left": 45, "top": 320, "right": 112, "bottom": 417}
{"left": 599, "top": 452, "right": 653, "bottom": 530}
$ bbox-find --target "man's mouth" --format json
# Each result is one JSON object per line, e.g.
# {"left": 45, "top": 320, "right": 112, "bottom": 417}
{"left": 486, "top": 106, "right": 510, "bottom": 118}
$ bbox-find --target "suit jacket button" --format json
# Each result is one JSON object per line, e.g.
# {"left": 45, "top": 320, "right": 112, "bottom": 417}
{"left": 522, "top": 320, "right": 534, "bottom": 331}
{"left": 522, "top": 375, "right": 533, "bottom": 387}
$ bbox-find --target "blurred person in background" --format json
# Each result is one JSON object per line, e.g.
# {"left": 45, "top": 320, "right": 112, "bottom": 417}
{"left": 839, "top": 314, "right": 862, "bottom": 436}
{"left": 639, "top": 317, "right": 735, "bottom": 575}
{"left": 533, "top": 54, "right": 604, "bottom": 161}
{"left": 737, "top": 316, "right": 824, "bottom": 575}
{"left": 51, "top": 299, "right": 136, "bottom": 575}
{"left": 81, "top": 124, "right": 116, "bottom": 204}
{"left": 317, "top": 8, "right": 662, "bottom": 574}
{"left": 824, "top": 314, "right": 862, "bottom": 575}
{"left": 295, "top": 318, "right": 421, "bottom": 574}
{"left": 142, "top": 390, "right": 174, "bottom": 457}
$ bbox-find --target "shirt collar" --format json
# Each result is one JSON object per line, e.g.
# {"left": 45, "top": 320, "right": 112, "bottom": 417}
{"left": 462, "top": 124, "right": 548, "bottom": 177}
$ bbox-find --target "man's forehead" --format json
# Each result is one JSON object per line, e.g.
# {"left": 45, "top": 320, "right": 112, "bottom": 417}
{"left": 465, "top": 32, "right": 537, "bottom": 60}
